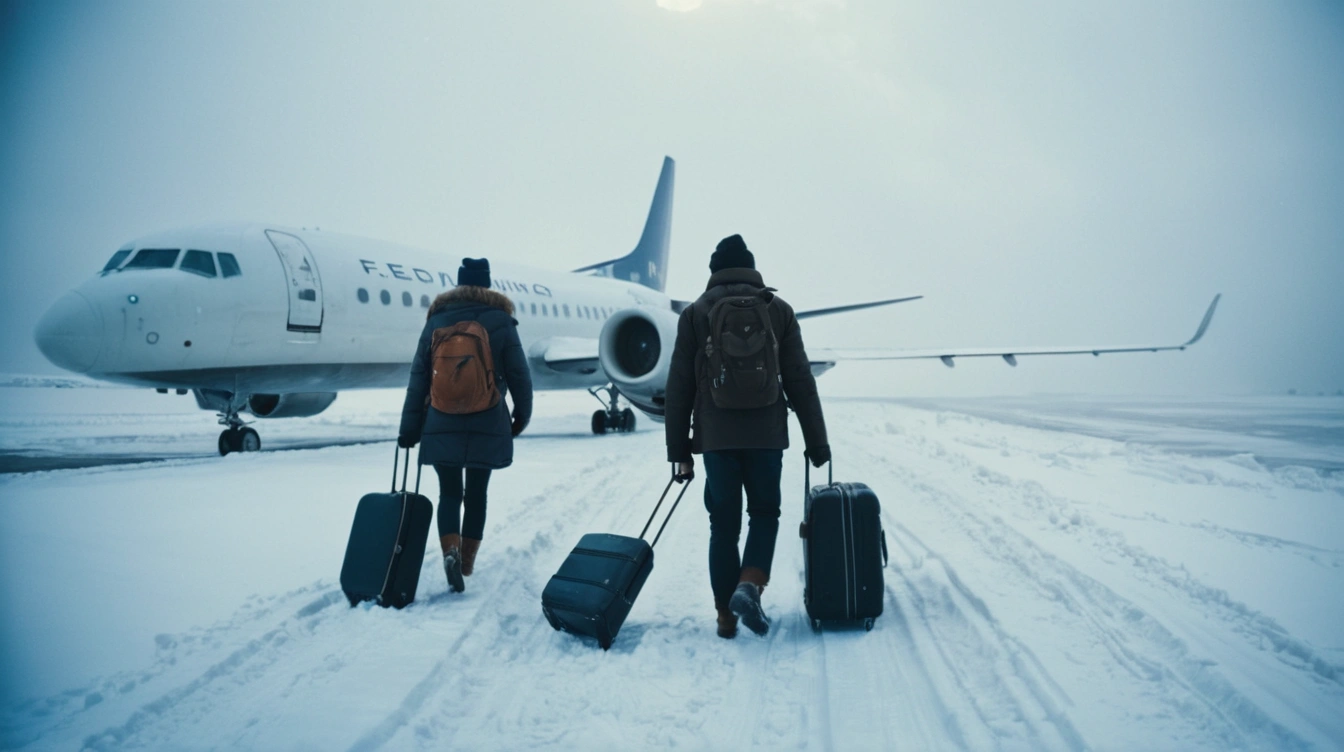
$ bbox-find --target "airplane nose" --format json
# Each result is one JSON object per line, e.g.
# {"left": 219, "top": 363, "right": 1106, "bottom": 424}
{"left": 34, "top": 291, "right": 104, "bottom": 373}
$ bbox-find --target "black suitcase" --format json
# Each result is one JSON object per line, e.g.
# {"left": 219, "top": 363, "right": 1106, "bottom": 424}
{"left": 340, "top": 447, "right": 434, "bottom": 609}
{"left": 542, "top": 472, "right": 691, "bottom": 649}
{"left": 799, "top": 461, "right": 888, "bottom": 631}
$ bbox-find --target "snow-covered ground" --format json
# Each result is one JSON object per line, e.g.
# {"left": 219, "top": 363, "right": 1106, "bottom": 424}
{"left": 1, "top": 388, "right": 1341, "bottom": 750}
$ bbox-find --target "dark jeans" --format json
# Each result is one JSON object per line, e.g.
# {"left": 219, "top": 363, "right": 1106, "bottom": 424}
{"left": 702, "top": 449, "right": 784, "bottom": 608}
{"left": 435, "top": 465, "right": 492, "bottom": 540}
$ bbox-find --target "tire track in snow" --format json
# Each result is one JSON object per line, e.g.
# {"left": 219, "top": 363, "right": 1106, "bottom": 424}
{"left": 843, "top": 412, "right": 1326, "bottom": 750}
{"left": 881, "top": 522, "right": 1083, "bottom": 751}
{"left": 75, "top": 587, "right": 348, "bottom": 751}
{"left": 3, "top": 582, "right": 343, "bottom": 750}
{"left": 26, "top": 446, "right": 643, "bottom": 751}
{"left": 346, "top": 447, "right": 652, "bottom": 750}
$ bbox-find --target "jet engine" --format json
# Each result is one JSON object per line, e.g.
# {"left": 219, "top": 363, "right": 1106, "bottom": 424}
{"left": 597, "top": 306, "right": 680, "bottom": 417}
{"left": 247, "top": 392, "right": 339, "bottom": 418}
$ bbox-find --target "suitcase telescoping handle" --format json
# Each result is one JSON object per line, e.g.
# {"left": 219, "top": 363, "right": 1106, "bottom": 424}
{"left": 390, "top": 446, "right": 423, "bottom": 495}
{"left": 638, "top": 464, "right": 693, "bottom": 549}
{"left": 804, "top": 456, "right": 834, "bottom": 496}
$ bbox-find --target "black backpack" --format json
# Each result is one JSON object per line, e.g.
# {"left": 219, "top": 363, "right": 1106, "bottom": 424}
{"left": 704, "top": 290, "right": 781, "bottom": 409}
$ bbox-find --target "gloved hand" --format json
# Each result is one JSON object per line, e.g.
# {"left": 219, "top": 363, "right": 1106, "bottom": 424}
{"left": 398, "top": 434, "right": 418, "bottom": 449}
{"left": 806, "top": 444, "right": 831, "bottom": 468}
{"left": 511, "top": 416, "right": 528, "bottom": 437}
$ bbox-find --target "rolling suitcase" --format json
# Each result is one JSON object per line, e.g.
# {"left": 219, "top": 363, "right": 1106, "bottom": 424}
{"left": 799, "top": 460, "right": 888, "bottom": 631}
{"left": 340, "top": 447, "right": 434, "bottom": 609}
{"left": 541, "top": 470, "right": 692, "bottom": 649}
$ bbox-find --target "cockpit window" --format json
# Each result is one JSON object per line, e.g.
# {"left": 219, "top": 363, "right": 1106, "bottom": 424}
{"left": 123, "top": 248, "right": 180, "bottom": 270}
{"left": 181, "top": 250, "right": 217, "bottom": 278}
{"left": 101, "top": 249, "right": 132, "bottom": 275}
{"left": 218, "top": 252, "right": 242, "bottom": 278}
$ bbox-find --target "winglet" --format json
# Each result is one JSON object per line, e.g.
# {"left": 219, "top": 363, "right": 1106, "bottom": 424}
{"left": 1183, "top": 294, "right": 1221, "bottom": 347}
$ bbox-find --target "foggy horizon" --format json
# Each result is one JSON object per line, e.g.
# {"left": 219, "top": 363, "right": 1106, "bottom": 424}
{"left": 2, "top": 0, "right": 1341, "bottom": 397}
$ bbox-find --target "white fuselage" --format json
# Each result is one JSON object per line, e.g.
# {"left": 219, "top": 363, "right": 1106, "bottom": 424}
{"left": 36, "top": 223, "right": 671, "bottom": 395}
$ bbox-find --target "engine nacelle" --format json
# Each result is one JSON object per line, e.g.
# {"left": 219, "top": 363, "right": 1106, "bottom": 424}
{"left": 598, "top": 306, "right": 681, "bottom": 417}
{"left": 247, "top": 392, "right": 339, "bottom": 419}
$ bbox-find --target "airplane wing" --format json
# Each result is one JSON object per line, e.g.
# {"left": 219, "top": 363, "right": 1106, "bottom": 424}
{"left": 538, "top": 337, "right": 601, "bottom": 374}
{"left": 795, "top": 295, "right": 923, "bottom": 320}
{"left": 808, "top": 294, "right": 1221, "bottom": 368}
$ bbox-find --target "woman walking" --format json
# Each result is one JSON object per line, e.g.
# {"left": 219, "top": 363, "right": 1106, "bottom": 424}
{"left": 398, "top": 258, "right": 533, "bottom": 593}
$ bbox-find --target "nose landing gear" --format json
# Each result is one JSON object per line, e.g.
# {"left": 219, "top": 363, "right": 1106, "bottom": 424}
{"left": 192, "top": 389, "right": 264, "bottom": 456}
{"left": 589, "top": 385, "right": 636, "bottom": 434}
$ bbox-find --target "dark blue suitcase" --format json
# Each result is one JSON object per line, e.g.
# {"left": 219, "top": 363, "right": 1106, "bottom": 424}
{"left": 800, "top": 461, "right": 888, "bottom": 630}
{"left": 542, "top": 473, "right": 691, "bottom": 649}
{"left": 340, "top": 448, "right": 433, "bottom": 609}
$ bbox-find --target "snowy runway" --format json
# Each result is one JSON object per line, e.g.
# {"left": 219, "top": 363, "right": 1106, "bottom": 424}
{"left": 2, "top": 392, "right": 1341, "bottom": 750}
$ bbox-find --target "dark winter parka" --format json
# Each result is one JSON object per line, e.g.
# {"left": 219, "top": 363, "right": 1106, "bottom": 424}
{"left": 399, "top": 287, "right": 534, "bottom": 469}
{"left": 664, "top": 268, "right": 827, "bottom": 462}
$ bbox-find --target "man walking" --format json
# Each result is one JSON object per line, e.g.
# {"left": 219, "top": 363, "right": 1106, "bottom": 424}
{"left": 665, "top": 234, "right": 829, "bottom": 638}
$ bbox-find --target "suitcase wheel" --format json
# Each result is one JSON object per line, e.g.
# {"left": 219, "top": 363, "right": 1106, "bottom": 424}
{"left": 542, "top": 607, "right": 561, "bottom": 632}
{"left": 864, "top": 618, "right": 875, "bottom": 632}
{"left": 810, "top": 618, "right": 822, "bottom": 633}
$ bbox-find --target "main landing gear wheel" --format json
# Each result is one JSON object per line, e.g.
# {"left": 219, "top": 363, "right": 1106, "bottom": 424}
{"left": 218, "top": 427, "right": 262, "bottom": 456}
{"left": 588, "top": 385, "right": 637, "bottom": 435}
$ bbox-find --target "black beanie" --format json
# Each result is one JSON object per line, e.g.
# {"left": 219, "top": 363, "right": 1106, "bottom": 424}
{"left": 458, "top": 257, "right": 491, "bottom": 288}
{"left": 710, "top": 234, "right": 755, "bottom": 273}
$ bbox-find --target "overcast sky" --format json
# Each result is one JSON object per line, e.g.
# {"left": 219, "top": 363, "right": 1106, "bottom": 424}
{"left": 1, "top": 0, "right": 1340, "bottom": 397}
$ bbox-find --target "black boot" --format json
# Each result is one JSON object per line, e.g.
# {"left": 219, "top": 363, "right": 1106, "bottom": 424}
{"left": 730, "top": 567, "right": 770, "bottom": 636}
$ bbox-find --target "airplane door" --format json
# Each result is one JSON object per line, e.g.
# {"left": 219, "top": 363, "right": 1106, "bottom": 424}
{"left": 266, "top": 230, "right": 323, "bottom": 332}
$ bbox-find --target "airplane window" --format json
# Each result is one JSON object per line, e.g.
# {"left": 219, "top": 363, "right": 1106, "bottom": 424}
{"left": 180, "top": 250, "right": 217, "bottom": 278}
{"left": 552, "top": 304, "right": 559, "bottom": 317}
{"left": 540, "top": 304, "right": 548, "bottom": 317}
{"left": 298, "top": 289, "right": 317, "bottom": 301}
{"left": 421, "top": 295, "right": 430, "bottom": 308}
{"left": 358, "top": 288, "right": 370, "bottom": 303}
{"left": 562, "top": 305, "right": 570, "bottom": 318}
{"left": 101, "top": 249, "right": 131, "bottom": 274}
{"left": 218, "top": 252, "right": 242, "bottom": 278}
{"left": 402, "top": 291, "right": 413, "bottom": 307}
{"left": 380, "top": 290, "right": 391, "bottom": 305}
{"left": 123, "top": 248, "right": 180, "bottom": 270}
{"left": 530, "top": 303, "right": 537, "bottom": 316}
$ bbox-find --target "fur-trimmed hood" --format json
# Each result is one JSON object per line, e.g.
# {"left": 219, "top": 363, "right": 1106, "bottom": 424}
{"left": 428, "top": 286, "right": 515, "bottom": 318}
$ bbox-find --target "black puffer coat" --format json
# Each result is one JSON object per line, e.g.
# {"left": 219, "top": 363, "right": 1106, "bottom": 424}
{"left": 664, "top": 267, "right": 827, "bottom": 462}
{"left": 399, "top": 287, "right": 533, "bottom": 469}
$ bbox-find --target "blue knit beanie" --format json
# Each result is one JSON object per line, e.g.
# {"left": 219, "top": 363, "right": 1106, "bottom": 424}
{"left": 458, "top": 257, "right": 491, "bottom": 288}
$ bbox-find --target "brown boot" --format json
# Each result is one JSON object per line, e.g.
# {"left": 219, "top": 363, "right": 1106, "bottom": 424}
{"left": 716, "top": 605, "right": 738, "bottom": 639}
{"left": 461, "top": 538, "right": 482, "bottom": 576}
{"left": 440, "top": 534, "right": 464, "bottom": 593}
{"left": 439, "top": 533, "right": 461, "bottom": 557}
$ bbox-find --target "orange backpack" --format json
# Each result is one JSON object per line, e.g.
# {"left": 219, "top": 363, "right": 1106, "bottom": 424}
{"left": 429, "top": 321, "right": 500, "bottom": 414}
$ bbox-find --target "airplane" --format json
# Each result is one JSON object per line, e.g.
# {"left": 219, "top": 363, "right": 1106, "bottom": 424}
{"left": 33, "top": 156, "right": 1221, "bottom": 456}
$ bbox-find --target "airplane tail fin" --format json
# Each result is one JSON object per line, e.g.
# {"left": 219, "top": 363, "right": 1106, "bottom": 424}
{"left": 573, "top": 156, "right": 675, "bottom": 293}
